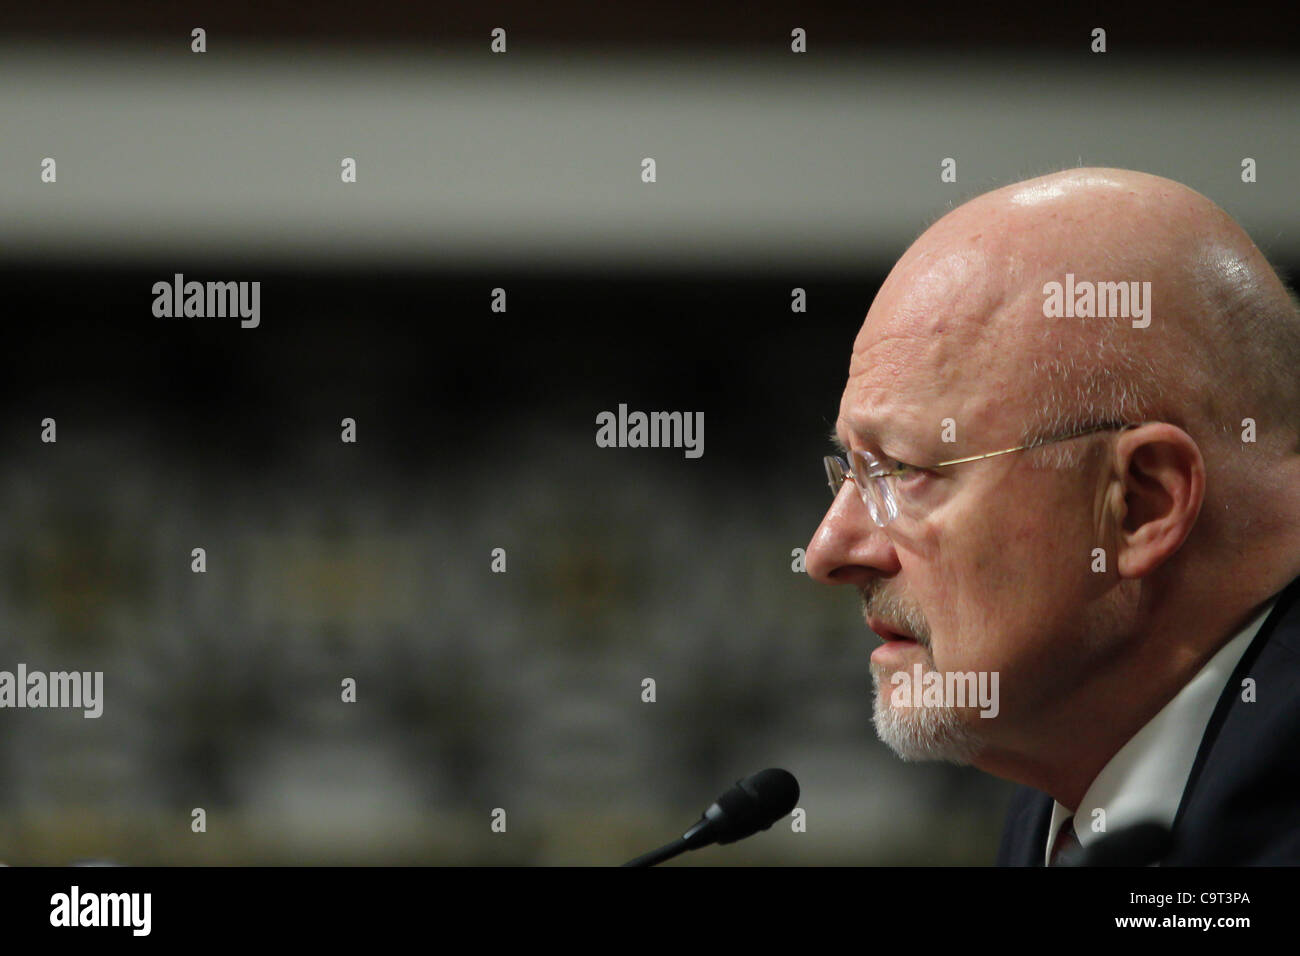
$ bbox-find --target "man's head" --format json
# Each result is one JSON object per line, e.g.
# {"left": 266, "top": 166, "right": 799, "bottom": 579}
{"left": 806, "top": 168, "right": 1300, "bottom": 798}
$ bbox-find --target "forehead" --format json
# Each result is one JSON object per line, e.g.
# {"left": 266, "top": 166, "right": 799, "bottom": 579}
{"left": 840, "top": 245, "right": 1025, "bottom": 445}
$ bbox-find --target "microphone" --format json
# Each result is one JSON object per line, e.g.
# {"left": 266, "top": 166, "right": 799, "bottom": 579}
{"left": 1057, "top": 821, "right": 1173, "bottom": 867}
{"left": 622, "top": 768, "right": 800, "bottom": 867}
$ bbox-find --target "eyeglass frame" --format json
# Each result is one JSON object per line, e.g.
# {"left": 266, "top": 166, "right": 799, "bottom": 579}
{"left": 824, "top": 421, "right": 1141, "bottom": 527}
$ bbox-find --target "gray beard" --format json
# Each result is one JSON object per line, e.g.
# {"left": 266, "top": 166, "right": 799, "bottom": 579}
{"left": 859, "top": 587, "right": 986, "bottom": 763}
{"left": 869, "top": 660, "right": 986, "bottom": 765}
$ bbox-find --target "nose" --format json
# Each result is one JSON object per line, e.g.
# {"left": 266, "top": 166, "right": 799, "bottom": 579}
{"left": 806, "top": 482, "right": 901, "bottom": 585}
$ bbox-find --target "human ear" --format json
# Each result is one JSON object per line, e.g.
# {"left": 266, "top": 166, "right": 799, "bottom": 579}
{"left": 1112, "top": 423, "right": 1205, "bottom": 579}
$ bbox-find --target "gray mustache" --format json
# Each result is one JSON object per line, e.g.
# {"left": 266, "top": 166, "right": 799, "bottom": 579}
{"left": 860, "top": 588, "right": 931, "bottom": 649}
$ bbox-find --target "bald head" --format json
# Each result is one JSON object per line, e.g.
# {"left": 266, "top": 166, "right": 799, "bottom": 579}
{"left": 858, "top": 167, "right": 1300, "bottom": 485}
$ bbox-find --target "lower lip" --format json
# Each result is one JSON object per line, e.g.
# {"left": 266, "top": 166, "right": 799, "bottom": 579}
{"left": 871, "top": 639, "right": 921, "bottom": 664}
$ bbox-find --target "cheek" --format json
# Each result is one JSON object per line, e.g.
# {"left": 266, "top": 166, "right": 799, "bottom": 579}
{"left": 923, "top": 483, "right": 1091, "bottom": 673}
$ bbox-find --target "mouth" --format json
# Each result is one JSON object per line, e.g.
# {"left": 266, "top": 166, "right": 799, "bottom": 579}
{"left": 867, "top": 616, "right": 919, "bottom": 645}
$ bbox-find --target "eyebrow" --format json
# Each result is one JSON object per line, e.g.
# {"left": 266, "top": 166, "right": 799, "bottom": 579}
{"left": 829, "top": 421, "right": 925, "bottom": 465}
{"left": 829, "top": 422, "right": 886, "bottom": 457}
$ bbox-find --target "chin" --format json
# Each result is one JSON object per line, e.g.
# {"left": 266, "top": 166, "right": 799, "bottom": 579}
{"left": 870, "top": 673, "right": 985, "bottom": 765}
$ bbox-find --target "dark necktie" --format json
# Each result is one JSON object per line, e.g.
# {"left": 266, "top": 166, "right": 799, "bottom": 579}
{"left": 1050, "top": 817, "right": 1081, "bottom": 866}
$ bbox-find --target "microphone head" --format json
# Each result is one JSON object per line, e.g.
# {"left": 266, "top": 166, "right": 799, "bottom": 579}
{"left": 1061, "top": 821, "right": 1173, "bottom": 867}
{"left": 711, "top": 768, "right": 800, "bottom": 845}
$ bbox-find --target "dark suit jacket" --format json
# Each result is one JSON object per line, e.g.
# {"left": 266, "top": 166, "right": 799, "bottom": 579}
{"left": 997, "top": 574, "right": 1300, "bottom": 865}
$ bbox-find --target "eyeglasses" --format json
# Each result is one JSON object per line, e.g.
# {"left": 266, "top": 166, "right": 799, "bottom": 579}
{"left": 823, "top": 422, "right": 1135, "bottom": 528}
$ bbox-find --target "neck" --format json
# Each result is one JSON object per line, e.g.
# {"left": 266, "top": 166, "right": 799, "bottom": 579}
{"left": 973, "top": 568, "right": 1290, "bottom": 810}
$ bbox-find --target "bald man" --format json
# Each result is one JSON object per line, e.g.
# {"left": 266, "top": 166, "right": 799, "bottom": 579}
{"left": 806, "top": 168, "right": 1300, "bottom": 865}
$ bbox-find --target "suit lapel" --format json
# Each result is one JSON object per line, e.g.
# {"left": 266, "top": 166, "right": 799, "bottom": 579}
{"left": 998, "top": 786, "right": 1054, "bottom": 866}
{"left": 1173, "top": 575, "right": 1300, "bottom": 832}
{"left": 1165, "top": 574, "right": 1300, "bottom": 863}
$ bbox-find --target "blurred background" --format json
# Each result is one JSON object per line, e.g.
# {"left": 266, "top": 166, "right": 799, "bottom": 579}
{"left": 0, "top": 2, "right": 1295, "bottom": 864}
